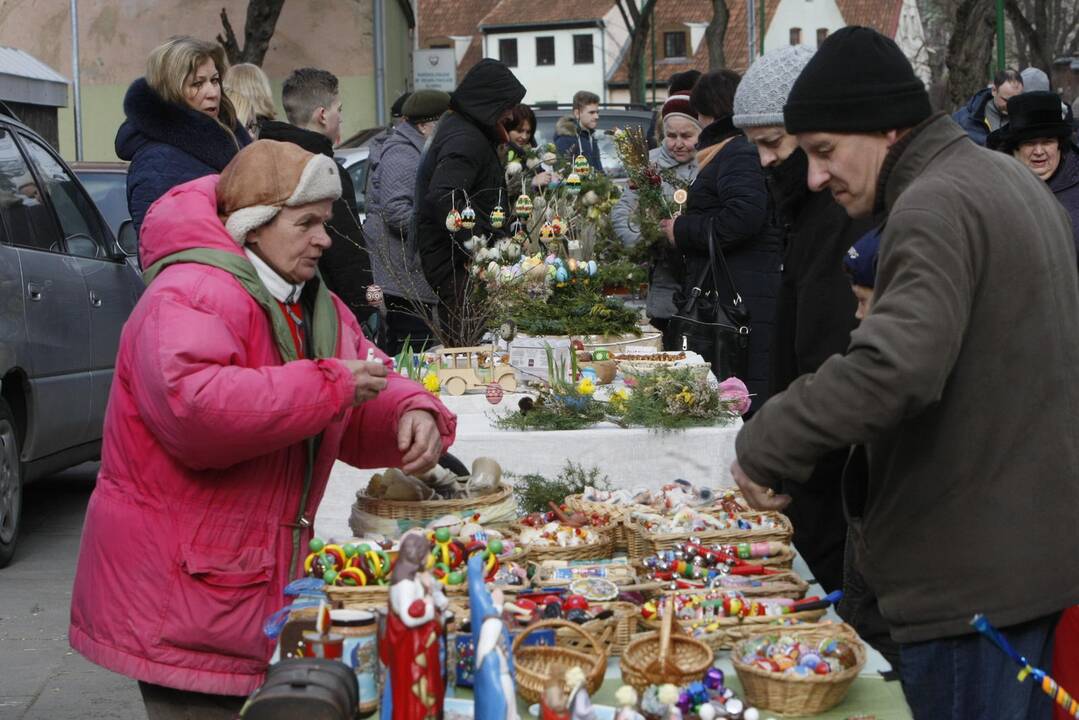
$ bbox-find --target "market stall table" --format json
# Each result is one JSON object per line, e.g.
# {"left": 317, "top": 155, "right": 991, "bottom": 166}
{"left": 315, "top": 390, "right": 742, "bottom": 540}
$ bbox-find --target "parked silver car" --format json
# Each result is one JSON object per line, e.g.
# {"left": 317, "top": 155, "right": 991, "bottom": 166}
{"left": 0, "top": 112, "right": 143, "bottom": 567}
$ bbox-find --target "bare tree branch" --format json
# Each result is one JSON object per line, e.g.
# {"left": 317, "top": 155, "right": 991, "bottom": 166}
{"left": 707, "top": 0, "right": 730, "bottom": 70}
{"left": 216, "top": 7, "right": 242, "bottom": 64}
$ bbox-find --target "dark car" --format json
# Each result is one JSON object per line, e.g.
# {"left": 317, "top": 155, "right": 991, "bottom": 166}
{"left": 72, "top": 161, "right": 130, "bottom": 239}
{"left": 0, "top": 112, "right": 144, "bottom": 567}
{"left": 532, "top": 104, "right": 655, "bottom": 180}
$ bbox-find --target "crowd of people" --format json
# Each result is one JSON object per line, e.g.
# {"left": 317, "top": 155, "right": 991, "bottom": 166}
{"left": 59, "top": 26, "right": 1079, "bottom": 720}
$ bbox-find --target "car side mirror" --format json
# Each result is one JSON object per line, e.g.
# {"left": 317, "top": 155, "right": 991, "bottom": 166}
{"left": 116, "top": 220, "right": 138, "bottom": 257}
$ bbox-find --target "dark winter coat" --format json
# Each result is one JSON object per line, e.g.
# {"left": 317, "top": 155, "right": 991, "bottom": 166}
{"left": 414, "top": 59, "right": 525, "bottom": 292}
{"left": 672, "top": 117, "right": 783, "bottom": 412}
{"left": 765, "top": 147, "right": 874, "bottom": 593}
{"left": 737, "top": 114, "right": 1079, "bottom": 643}
{"left": 115, "top": 77, "right": 250, "bottom": 236}
{"left": 951, "top": 87, "right": 1004, "bottom": 147}
{"left": 257, "top": 120, "right": 376, "bottom": 325}
{"left": 554, "top": 115, "right": 604, "bottom": 174}
{"left": 1048, "top": 144, "right": 1079, "bottom": 260}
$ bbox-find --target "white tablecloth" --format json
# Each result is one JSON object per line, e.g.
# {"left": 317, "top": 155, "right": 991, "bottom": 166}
{"left": 314, "top": 392, "right": 741, "bottom": 540}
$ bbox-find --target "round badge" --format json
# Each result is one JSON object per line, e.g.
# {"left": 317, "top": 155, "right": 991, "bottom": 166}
{"left": 485, "top": 382, "right": 504, "bottom": 405}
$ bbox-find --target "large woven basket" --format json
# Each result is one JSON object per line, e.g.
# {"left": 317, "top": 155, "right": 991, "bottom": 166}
{"left": 626, "top": 512, "right": 794, "bottom": 559}
{"left": 350, "top": 482, "right": 517, "bottom": 538}
{"left": 508, "top": 524, "right": 614, "bottom": 563}
{"left": 732, "top": 623, "right": 866, "bottom": 715}
{"left": 620, "top": 598, "right": 714, "bottom": 693}
{"left": 640, "top": 606, "right": 829, "bottom": 651}
{"left": 511, "top": 619, "right": 609, "bottom": 704}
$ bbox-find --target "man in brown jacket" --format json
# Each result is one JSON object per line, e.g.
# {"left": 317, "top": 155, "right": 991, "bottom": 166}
{"left": 731, "top": 27, "right": 1079, "bottom": 720}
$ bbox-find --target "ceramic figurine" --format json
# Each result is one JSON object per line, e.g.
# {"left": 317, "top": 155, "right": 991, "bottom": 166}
{"left": 565, "top": 666, "right": 595, "bottom": 720}
{"left": 467, "top": 553, "right": 518, "bottom": 720}
{"left": 614, "top": 686, "right": 645, "bottom": 720}
{"left": 541, "top": 663, "right": 571, "bottom": 720}
{"left": 379, "top": 533, "right": 448, "bottom": 720}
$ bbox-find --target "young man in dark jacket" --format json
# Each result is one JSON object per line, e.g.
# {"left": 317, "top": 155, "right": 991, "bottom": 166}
{"left": 732, "top": 27, "right": 1079, "bottom": 719}
{"left": 554, "top": 90, "right": 604, "bottom": 174}
{"left": 414, "top": 59, "right": 525, "bottom": 346}
{"left": 258, "top": 68, "right": 377, "bottom": 332}
{"left": 951, "top": 68, "right": 1023, "bottom": 146}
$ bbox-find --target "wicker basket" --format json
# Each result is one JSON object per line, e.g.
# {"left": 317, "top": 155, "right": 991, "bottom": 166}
{"left": 626, "top": 512, "right": 794, "bottom": 559}
{"left": 511, "top": 619, "right": 609, "bottom": 704}
{"left": 563, "top": 494, "right": 637, "bottom": 553}
{"left": 668, "top": 610, "right": 831, "bottom": 652}
{"left": 554, "top": 601, "right": 639, "bottom": 656}
{"left": 350, "top": 482, "right": 517, "bottom": 537}
{"left": 655, "top": 570, "right": 809, "bottom": 601}
{"left": 732, "top": 623, "right": 866, "bottom": 715}
{"left": 508, "top": 524, "right": 614, "bottom": 563}
{"left": 621, "top": 598, "right": 714, "bottom": 693}
{"left": 530, "top": 560, "right": 638, "bottom": 588}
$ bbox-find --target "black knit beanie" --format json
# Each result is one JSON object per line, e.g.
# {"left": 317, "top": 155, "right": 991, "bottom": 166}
{"left": 784, "top": 26, "right": 931, "bottom": 134}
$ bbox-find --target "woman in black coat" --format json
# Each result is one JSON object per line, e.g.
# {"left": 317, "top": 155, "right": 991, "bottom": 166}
{"left": 662, "top": 71, "right": 783, "bottom": 413}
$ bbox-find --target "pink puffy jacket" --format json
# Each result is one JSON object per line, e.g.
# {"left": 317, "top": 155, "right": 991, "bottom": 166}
{"left": 69, "top": 175, "right": 456, "bottom": 696}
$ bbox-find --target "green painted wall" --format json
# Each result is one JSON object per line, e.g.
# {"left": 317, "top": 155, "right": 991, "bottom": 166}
{"left": 383, "top": 3, "right": 412, "bottom": 108}
{"left": 55, "top": 76, "right": 380, "bottom": 163}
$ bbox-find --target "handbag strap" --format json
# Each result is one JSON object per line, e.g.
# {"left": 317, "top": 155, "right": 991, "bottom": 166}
{"left": 706, "top": 220, "right": 745, "bottom": 312}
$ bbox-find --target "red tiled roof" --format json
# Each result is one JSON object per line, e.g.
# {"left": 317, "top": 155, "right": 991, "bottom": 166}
{"left": 836, "top": 0, "right": 903, "bottom": 38}
{"left": 418, "top": 0, "right": 500, "bottom": 80}
{"left": 608, "top": 0, "right": 782, "bottom": 86}
{"left": 479, "top": 0, "right": 613, "bottom": 28}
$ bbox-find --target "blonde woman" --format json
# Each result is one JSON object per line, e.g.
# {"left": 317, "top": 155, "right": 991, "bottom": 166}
{"left": 224, "top": 62, "right": 276, "bottom": 138}
{"left": 116, "top": 35, "right": 251, "bottom": 236}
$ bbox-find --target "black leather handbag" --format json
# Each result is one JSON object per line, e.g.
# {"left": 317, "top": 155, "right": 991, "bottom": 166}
{"left": 241, "top": 658, "right": 358, "bottom": 720}
{"left": 670, "top": 223, "right": 751, "bottom": 380}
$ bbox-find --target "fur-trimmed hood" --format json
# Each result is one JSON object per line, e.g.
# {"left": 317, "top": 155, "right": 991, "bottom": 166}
{"left": 555, "top": 115, "right": 583, "bottom": 138}
{"left": 115, "top": 77, "right": 251, "bottom": 169}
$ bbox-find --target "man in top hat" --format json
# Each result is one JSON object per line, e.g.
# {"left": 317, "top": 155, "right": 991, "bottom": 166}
{"left": 730, "top": 26, "right": 1079, "bottom": 719}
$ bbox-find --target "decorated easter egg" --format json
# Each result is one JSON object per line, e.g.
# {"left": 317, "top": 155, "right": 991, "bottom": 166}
{"left": 565, "top": 172, "right": 582, "bottom": 193}
{"left": 445, "top": 209, "right": 462, "bottom": 232}
{"left": 592, "top": 348, "right": 610, "bottom": 361}
{"left": 540, "top": 223, "right": 555, "bottom": 240}
{"left": 365, "top": 284, "right": 384, "bottom": 305}
{"left": 587, "top": 260, "right": 598, "bottom": 276}
{"left": 485, "top": 382, "right": 504, "bottom": 405}
{"left": 550, "top": 216, "right": 565, "bottom": 236}
{"left": 460, "top": 206, "right": 477, "bottom": 230}
{"left": 573, "top": 154, "right": 591, "bottom": 176}
{"left": 514, "top": 194, "right": 533, "bottom": 219}
{"left": 490, "top": 205, "right": 506, "bottom": 229}
{"left": 567, "top": 257, "right": 578, "bottom": 272}
{"left": 555, "top": 266, "right": 569, "bottom": 283}
{"left": 580, "top": 367, "right": 598, "bottom": 382}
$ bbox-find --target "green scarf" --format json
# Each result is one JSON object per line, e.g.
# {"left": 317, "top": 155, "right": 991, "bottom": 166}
{"left": 143, "top": 248, "right": 339, "bottom": 361}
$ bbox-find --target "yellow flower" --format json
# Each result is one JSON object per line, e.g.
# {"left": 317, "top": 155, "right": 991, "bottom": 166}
{"left": 576, "top": 378, "right": 596, "bottom": 396}
{"left": 609, "top": 388, "right": 630, "bottom": 410}
{"left": 423, "top": 373, "right": 441, "bottom": 393}
{"left": 676, "top": 387, "right": 696, "bottom": 405}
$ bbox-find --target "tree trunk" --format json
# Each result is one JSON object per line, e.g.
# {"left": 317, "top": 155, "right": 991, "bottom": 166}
{"left": 217, "top": 0, "right": 286, "bottom": 66}
{"left": 707, "top": 0, "right": 730, "bottom": 70}
{"left": 619, "top": 0, "right": 658, "bottom": 105}
{"left": 946, "top": 0, "right": 996, "bottom": 108}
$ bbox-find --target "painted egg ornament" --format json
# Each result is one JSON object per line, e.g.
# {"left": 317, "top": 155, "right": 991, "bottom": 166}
{"left": 365, "top": 284, "right": 384, "bottom": 305}
{"left": 592, "top": 348, "right": 610, "bottom": 361}
{"left": 550, "top": 216, "right": 566, "bottom": 236}
{"left": 555, "top": 266, "right": 569, "bottom": 283}
{"left": 514, "top": 194, "right": 533, "bottom": 219}
{"left": 541, "top": 151, "right": 558, "bottom": 165}
{"left": 567, "top": 258, "right": 578, "bottom": 272}
{"left": 490, "top": 206, "right": 506, "bottom": 229}
{"left": 587, "top": 259, "right": 598, "bottom": 276}
{"left": 565, "top": 172, "right": 582, "bottom": 193}
{"left": 485, "top": 382, "right": 504, "bottom": 405}
{"left": 460, "top": 205, "right": 477, "bottom": 230}
{"left": 540, "top": 223, "right": 556, "bottom": 241}
{"left": 573, "top": 154, "right": 591, "bottom": 176}
{"left": 445, "top": 209, "right": 463, "bottom": 232}
{"left": 506, "top": 160, "right": 523, "bottom": 176}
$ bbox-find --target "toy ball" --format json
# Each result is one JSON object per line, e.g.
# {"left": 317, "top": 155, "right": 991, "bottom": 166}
{"left": 309, "top": 538, "right": 326, "bottom": 553}
{"left": 514, "top": 194, "right": 533, "bottom": 219}
{"left": 485, "top": 382, "right": 504, "bottom": 405}
{"left": 490, "top": 206, "right": 506, "bottom": 229}
{"left": 460, "top": 206, "right": 477, "bottom": 230}
{"left": 565, "top": 172, "right": 582, "bottom": 193}
{"left": 447, "top": 571, "right": 466, "bottom": 585}
{"left": 488, "top": 538, "right": 504, "bottom": 555}
{"left": 445, "top": 209, "right": 463, "bottom": 232}
{"left": 365, "top": 284, "right": 384, "bottom": 305}
{"left": 573, "top": 154, "right": 591, "bottom": 176}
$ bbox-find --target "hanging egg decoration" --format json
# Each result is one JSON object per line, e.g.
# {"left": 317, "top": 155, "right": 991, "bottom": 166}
{"left": 573, "top": 154, "right": 591, "bottom": 177}
{"left": 555, "top": 266, "right": 569, "bottom": 283}
{"left": 365, "top": 284, "right": 384, "bottom": 305}
{"left": 485, "top": 382, "right": 504, "bottom": 405}
{"left": 490, "top": 205, "right": 506, "bottom": 229}
{"left": 445, "top": 209, "right": 463, "bottom": 232}
{"left": 565, "top": 172, "right": 582, "bottom": 194}
{"left": 550, "top": 215, "right": 566, "bottom": 237}
{"left": 514, "top": 194, "right": 533, "bottom": 219}
{"left": 539, "top": 223, "right": 556, "bottom": 241}
{"left": 460, "top": 205, "right": 477, "bottom": 230}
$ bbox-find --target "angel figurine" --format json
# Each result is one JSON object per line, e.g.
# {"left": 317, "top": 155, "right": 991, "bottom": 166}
{"left": 468, "top": 552, "right": 518, "bottom": 720}
{"left": 565, "top": 666, "right": 595, "bottom": 720}
{"left": 380, "top": 532, "right": 448, "bottom": 720}
{"left": 614, "top": 685, "right": 645, "bottom": 720}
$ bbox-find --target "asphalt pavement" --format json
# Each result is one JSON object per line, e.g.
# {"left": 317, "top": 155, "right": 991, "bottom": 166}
{"left": 0, "top": 463, "right": 143, "bottom": 720}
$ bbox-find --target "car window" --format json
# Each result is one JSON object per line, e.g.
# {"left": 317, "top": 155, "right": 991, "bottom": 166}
{"left": 77, "top": 171, "right": 130, "bottom": 236}
{"left": 21, "top": 135, "right": 111, "bottom": 259}
{"left": 0, "top": 128, "right": 58, "bottom": 251}
{"left": 347, "top": 159, "right": 366, "bottom": 213}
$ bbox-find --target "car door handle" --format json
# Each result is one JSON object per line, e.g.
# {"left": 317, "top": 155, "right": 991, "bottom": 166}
{"left": 27, "top": 282, "right": 43, "bottom": 302}
{"left": 89, "top": 290, "right": 102, "bottom": 308}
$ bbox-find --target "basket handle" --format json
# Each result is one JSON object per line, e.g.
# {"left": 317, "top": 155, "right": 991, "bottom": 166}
{"left": 510, "top": 618, "right": 603, "bottom": 657}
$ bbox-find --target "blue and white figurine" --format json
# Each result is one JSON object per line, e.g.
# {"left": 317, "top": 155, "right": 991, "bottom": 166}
{"left": 467, "top": 552, "right": 518, "bottom": 720}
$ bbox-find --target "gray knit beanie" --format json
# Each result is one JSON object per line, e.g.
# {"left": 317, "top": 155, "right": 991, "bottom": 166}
{"left": 1020, "top": 67, "right": 1050, "bottom": 93}
{"left": 733, "top": 45, "right": 815, "bottom": 129}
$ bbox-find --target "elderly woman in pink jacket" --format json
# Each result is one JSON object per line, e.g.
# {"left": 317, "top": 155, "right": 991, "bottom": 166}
{"left": 69, "top": 140, "right": 457, "bottom": 718}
